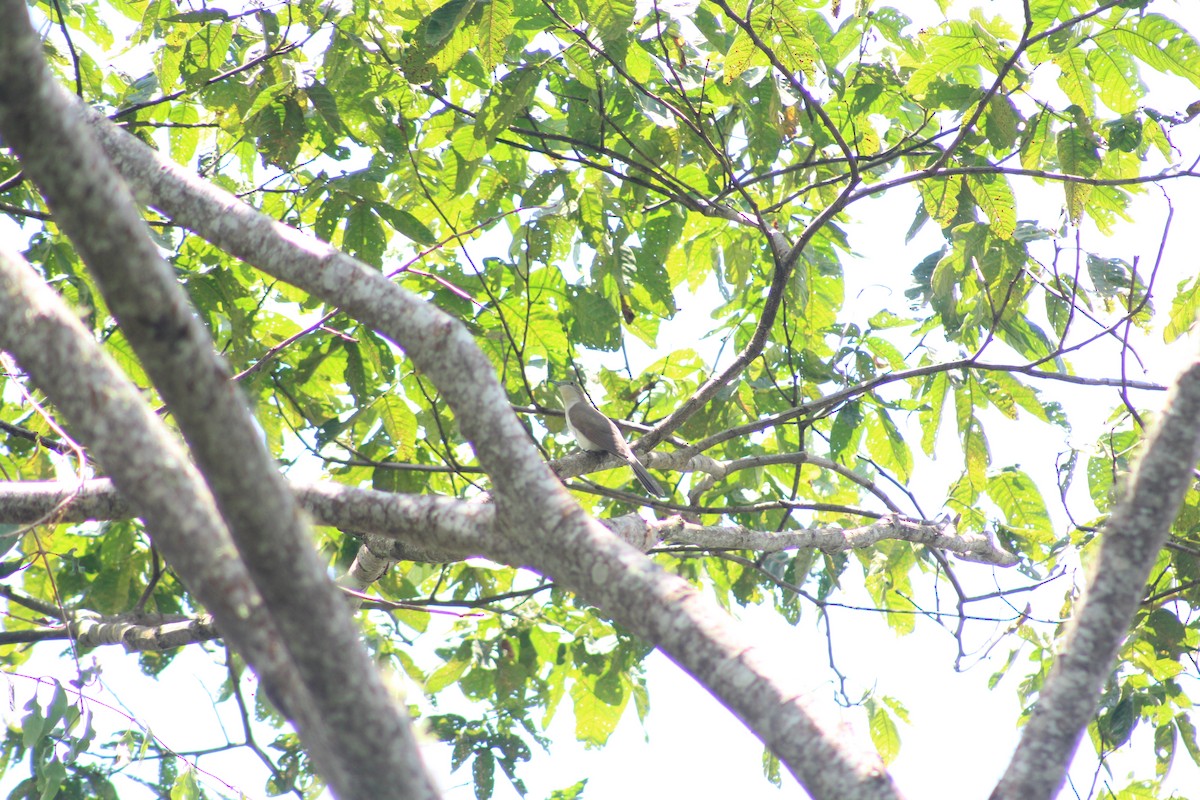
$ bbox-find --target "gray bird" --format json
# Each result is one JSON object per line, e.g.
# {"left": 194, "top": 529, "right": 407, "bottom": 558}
{"left": 555, "top": 381, "right": 666, "bottom": 497}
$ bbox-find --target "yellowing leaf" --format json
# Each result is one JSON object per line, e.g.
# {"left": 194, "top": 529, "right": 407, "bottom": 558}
{"left": 965, "top": 172, "right": 1015, "bottom": 239}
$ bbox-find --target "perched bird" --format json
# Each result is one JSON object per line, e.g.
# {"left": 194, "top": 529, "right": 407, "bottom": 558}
{"left": 555, "top": 381, "right": 666, "bottom": 497}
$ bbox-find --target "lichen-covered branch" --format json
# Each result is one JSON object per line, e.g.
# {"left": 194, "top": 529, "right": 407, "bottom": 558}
{"left": 992, "top": 353, "right": 1200, "bottom": 800}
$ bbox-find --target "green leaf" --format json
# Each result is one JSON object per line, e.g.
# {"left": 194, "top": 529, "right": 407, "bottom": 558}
{"left": 402, "top": 0, "right": 486, "bottom": 81}
{"left": 1105, "top": 14, "right": 1200, "bottom": 88}
{"left": 1019, "top": 110, "right": 1055, "bottom": 171}
{"left": 962, "top": 415, "right": 989, "bottom": 493}
{"left": 1098, "top": 696, "right": 1137, "bottom": 749}
{"left": 374, "top": 203, "right": 437, "bottom": 245}
{"left": 996, "top": 315, "right": 1054, "bottom": 362}
{"left": 830, "top": 400, "right": 863, "bottom": 461}
{"left": 305, "top": 81, "right": 346, "bottom": 135}
{"left": 570, "top": 672, "right": 627, "bottom": 746}
{"left": 906, "top": 20, "right": 998, "bottom": 99}
{"left": 1054, "top": 48, "right": 1094, "bottom": 116}
{"left": 865, "top": 407, "right": 911, "bottom": 483}
{"left": 1177, "top": 714, "right": 1200, "bottom": 768}
{"left": 867, "top": 699, "right": 901, "bottom": 765}
{"left": 375, "top": 394, "right": 420, "bottom": 460}
{"left": 548, "top": 780, "right": 589, "bottom": 800}
{"left": 427, "top": 650, "right": 472, "bottom": 693}
{"left": 724, "top": 29, "right": 761, "bottom": 84}
{"left": 983, "top": 95, "right": 1020, "bottom": 150}
{"left": 477, "top": 0, "right": 514, "bottom": 70}
{"left": 1057, "top": 127, "right": 1099, "bottom": 223}
{"left": 566, "top": 286, "right": 621, "bottom": 351}
{"left": 919, "top": 371, "right": 949, "bottom": 457}
{"left": 167, "top": 103, "right": 199, "bottom": 164}
{"left": 163, "top": 9, "right": 229, "bottom": 22}
{"left": 579, "top": 0, "right": 635, "bottom": 48}
{"left": 169, "top": 768, "right": 201, "bottom": 800}
{"left": 1087, "top": 254, "right": 1136, "bottom": 300}
{"left": 964, "top": 171, "right": 1016, "bottom": 240}
{"left": 755, "top": 0, "right": 817, "bottom": 78}
{"left": 1088, "top": 43, "right": 1141, "bottom": 114}
{"left": 473, "top": 749, "right": 495, "bottom": 800}
{"left": 473, "top": 67, "right": 541, "bottom": 149}
{"left": 1166, "top": 276, "right": 1200, "bottom": 342}
{"left": 987, "top": 469, "right": 1053, "bottom": 547}
{"left": 983, "top": 371, "right": 1050, "bottom": 423}
{"left": 424, "top": 0, "right": 480, "bottom": 46}
{"left": 919, "top": 176, "right": 962, "bottom": 227}
{"left": 342, "top": 203, "right": 386, "bottom": 267}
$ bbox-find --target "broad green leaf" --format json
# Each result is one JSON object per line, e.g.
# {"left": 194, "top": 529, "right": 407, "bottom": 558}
{"left": 984, "top": 95, "right": 1019, "bottom": 151}
{"left": 983, "top": 371, "right": 1050, "bottom": 423}
{"left": 342, "top": 203, "right": 386, "bottom": 267}
{"left": 1054, "top": 48, "right": 1094, "bottom": 117}
{"left": 1088, "top": 43, "right": 1141, "bottom": 114}
{"left": 305, "top": 81, "right": 346, "bottom": 135}
{"left": 962, "top": 414, "right": 988, "bottom": 493}
{"left": 473, "top": 749, "right": 495, "bottom": 799}
{"left": 375, "top": 394, "right": 419, "bottom": 460}
{"left": 474, "top": 67, "right": 541, "bottom": 148}
{"left": 1105, "top": 14, "right": 1200, "bottom": 88}
{"left": 1057, "top": 127, "right": 1099, "bottom": 223}
{"left": 919, "top": 176, "right": 962, "bottom": 227}
{"left": 1166, "top": 276, "right": 1200, "bottom": 342}
{"left": 987, "top": 469, "right": 1054, "bottom": 547}
{"left": 477, "top": 0, "right": 514, "bottom": 70}
{"left": 723, "top": 29, "right": 761, "bottom": 84}
{"left": 867, "top": 699, "right": 901, "bottom": 765}
{"left": 169, "top": 769, "right": 201, "bottom": 800}
{"left": 424, "top": 0, "right": 480, "bottom": 46}
{"left": 964, "top": 172, "right": 1016, "bottom": 240}
{"left": 830, "top": 400, "right": 863, "bottom": 462}
{"left": 570, "top": 672, "right": 627, "bottom": 746}
{"left": 580, "top": 0, "right": 635, "bottom": 48}
{"left": 906, "top": 20, "right": 997, "bottom": 99}
{"left": 755, "top": 0, "right": 817, "bottom": 78}
{"left": 163, "top": 9, "right": 228, "bottom": 23}
{"left": 865, "top": 407, "right": 911, "bottom": 483}
{"left": 1019, "top": 110, "right": 1055, "bottom": 172}
{"left": 919, "top": 370, "right": 949, "bottom": 457}
{"left": 374, "top": 203, "right": 437, "bottom": 245}
{"left": 427, "top": 651, "right": 472, "bottom": 694}
{"left": 997, "top": 315, "right": 1054, "bottom": 362}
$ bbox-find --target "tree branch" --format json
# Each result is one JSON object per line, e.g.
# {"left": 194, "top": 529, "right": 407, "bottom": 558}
{"left": 0, "top": 479, "right": 1017, "bottom": 569}
{"left": 0, "top": 6, "right": 436, "bottom": 799}
{"left": 0, "top": 224, "right": 322, "bottom": 792}
{"left": 992, "top": 351, "right": 1200, "bottom": 800}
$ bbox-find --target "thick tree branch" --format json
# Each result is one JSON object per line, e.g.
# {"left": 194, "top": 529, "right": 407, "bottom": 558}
{"left": 0, "top": 6, "right": 437, "bottom": 799}
{"left": 0, "top": 245, "right": 325, "bottom": 787}
{"left": 70, "top": 612, "right": 221, "bottom": 651}
{"left": 0, "top": 479, "right": 1017, "bottom": 569}
{"left": 992, "top": 352, "right": 1200, "bottom": 800}
{"left": 660, "top": 515, "right": 1019, "bottom": 568}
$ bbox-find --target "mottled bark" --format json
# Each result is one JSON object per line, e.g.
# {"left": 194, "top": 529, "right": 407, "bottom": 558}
{"left": 0, "top": 4, "right": 437, "bottom": 798}
{"left": 992, "top": 355, "right": 1200, "bottom": 800}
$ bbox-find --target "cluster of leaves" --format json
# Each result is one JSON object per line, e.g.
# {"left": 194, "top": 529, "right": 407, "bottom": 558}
{"left": 0, "top": 680, "right": 112, "bottom": 800}
{"left": 3, "top": 0, "right": 1200, "bottom": 797}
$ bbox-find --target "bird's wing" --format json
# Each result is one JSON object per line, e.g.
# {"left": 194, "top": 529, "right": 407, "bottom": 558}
{"left": 566, "top": 403, "right": 621, "bottom": 454}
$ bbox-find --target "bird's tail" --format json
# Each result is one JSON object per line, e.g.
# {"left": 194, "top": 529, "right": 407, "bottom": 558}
{"left": 630, "top": 457, "right": 666, "bottom": 497}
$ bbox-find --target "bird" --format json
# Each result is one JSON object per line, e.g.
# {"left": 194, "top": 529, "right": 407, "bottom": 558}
{"left": 555, "top": 380, "right": 666, "bottom": 497}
